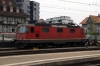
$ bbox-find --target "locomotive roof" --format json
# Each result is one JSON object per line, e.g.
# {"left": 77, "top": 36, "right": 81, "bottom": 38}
{"left": 18, "top": 23, "right": 80, "bottom": 28}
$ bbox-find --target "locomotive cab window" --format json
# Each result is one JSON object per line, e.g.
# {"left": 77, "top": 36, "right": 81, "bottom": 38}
{"left": 57, "top": 28, "right": 63, "bottom": 32}
{"left": 42, "top": 28, "right": 49, "bottom": 32}
{"left": 30, "top": 27, "right": 34, "bottom": 33}
{"left": 70, "top": 29, "right": 75, "bottom": 33}
{"left": 19, "top": 26, "right": 28, "bottom": 33}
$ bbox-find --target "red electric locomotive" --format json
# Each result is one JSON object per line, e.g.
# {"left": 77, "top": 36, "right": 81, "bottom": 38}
{"left": 14, "top": 22, "right": 87, "bottom": 49}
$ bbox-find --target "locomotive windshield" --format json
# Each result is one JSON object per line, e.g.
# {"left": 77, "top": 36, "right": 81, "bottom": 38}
{"left": 19, "top": 26, "right": 28, "bottom": 33}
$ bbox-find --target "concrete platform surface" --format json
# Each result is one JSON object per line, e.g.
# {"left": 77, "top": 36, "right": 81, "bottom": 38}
{"left": 1, "top": 50, "right": 100, "bottom": 66}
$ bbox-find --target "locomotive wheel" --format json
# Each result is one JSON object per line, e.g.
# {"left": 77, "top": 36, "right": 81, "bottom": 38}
{"left": 15, "top": 42, "right": 27, "bottom": 49}
{"left": 15, "top": 42, "right": 21, "bottom": 49}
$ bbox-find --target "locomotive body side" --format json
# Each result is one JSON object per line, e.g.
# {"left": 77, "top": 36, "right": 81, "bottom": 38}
{"left": 14, "top": 24, "right": 87, "bottom": 49}
{"left": 16, "top": 25, "right": 85, "bottom": 39}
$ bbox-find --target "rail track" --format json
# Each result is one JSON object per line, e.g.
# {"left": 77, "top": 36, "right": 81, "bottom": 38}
{"left": 0, "top": 46, "right": 100, "bottom": 57}
{"left": 0, "top": 47, "right": 18, "bottom": 51}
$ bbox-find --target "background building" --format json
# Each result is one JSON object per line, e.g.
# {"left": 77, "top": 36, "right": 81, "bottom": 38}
{"left": 46, "top": 16, "right": 74, "bottom": 24}
{"left": 0, "top": 0, "right": 29, "bottom": 38}
{"left": 14, "top": 0, "right": 40, "bottom": 22}
{"left": 30, "top": 1, "right": 39, "bottom": 22}
{"left": 14, "top": 0, "right": 30, "bottom": 22}
{"left": 80, "top": 14, "right": 100, "bottom": 34}
{"left": 39, "top": 19, "right": 45, "bottom": 23}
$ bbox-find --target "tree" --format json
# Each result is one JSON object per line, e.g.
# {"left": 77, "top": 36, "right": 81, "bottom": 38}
{"left": 88, "top": 23, "right": 98, "bottom": 35}
{"left": 87, "top": 21, "right": 98, "bottom": 40}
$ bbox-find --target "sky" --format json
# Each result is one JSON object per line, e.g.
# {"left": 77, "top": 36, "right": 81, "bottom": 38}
{"left": 31, "top": 0, "right": 100, "bottom": 24}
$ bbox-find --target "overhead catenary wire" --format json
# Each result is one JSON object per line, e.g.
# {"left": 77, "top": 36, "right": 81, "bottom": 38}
{"left": 59, "top": 0, "right": 99, "bottom": 6}
{"left": 37, "top": 0, "right": 100, "bottom": 6}
{"left": 41, "top": 5, "right": 100, "bottom": 14}
{"left": 35, "top": 0, "right": 100, "bottom": 23}
{"left": 41, "top": 11, "right": 91, "bottom": 16}
{"left": 35, "top": 0, "right": 100, "bottom": 14}
{"left": 39, "top": 4, "right": 99, "bottom": 20}
{"left": 32, "top": 0, "right": 100, "bottom": 14}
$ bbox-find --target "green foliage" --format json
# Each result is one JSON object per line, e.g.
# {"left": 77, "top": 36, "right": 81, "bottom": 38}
{"left": 87, "top": 23, "right": 98, "bottom": 35}
{"left": 88, "top": 31, "right": 98, "bottom": 35}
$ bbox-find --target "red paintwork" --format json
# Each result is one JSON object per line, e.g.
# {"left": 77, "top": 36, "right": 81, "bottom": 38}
{"left": 16, "top": 24, "right": 85, "bottom": 40}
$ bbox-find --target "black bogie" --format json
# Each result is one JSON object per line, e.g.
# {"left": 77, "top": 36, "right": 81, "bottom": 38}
{"left": 14, "top": 39, "right": 89, "bottom": 49}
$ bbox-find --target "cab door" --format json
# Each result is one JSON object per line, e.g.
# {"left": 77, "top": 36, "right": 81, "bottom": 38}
{"left": 35, "top": 27, "right": 40, "bottom": 38}
{"left": 30, "top": 27, "right": 40, "bottom": 39}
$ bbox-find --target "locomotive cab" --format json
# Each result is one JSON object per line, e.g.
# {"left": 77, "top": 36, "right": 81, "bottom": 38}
{"left": 16, "top": 24, "right": 28, "bottom": 40}
{"left": 16, "top": 24, "right": 41, "bottom": 40}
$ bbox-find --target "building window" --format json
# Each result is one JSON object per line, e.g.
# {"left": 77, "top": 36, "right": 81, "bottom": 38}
{"left": 10, "top": 17, "right": 13, "bottom": 21}
{"left": 57, "top": 28, "right": 63, "bottom": 32}
{"left": 34, "top": 4, "right": 36, "bottom": 6}
{"left": 15, "top": 18, "right": 17, "bottom": 21}
{"left": 2, "top": 1, "right": 5, "bottom": 4}
{"left": 3, "top": 5, "right": 6, "bottom": 11}
{"left": 16, "top": 0, "right": 24, "bottom": 2}
{"left": 70, "top": 29, "right": 75, "bottom": 33}
{"left": 12, "top": 26, "right": 16, "bottom": 32}
{"left": 42, "top": 28, "right": 49, "bottom": 32}
{"left": 98, "top": 29, "right": 99, "bottom": 33}
{"left": 34, "top": 8, "right": 36, "bottom": 10}
{"left": 83, "top": 25, "right": 87, "bottom": 27}
{"left": 16, "top": 7, "right": 19, "bottom": 13}
{"left": 35, "top": 17, "right": 36, "bottom": 20}
{"left": 27, "top": 10, "right": 30, "bottom": 13}
{"left": 7, "top": 26, "right": 12, "bottom": 32}
{"left": 86, "top": 29, "right": 87, "bottom": 33}
{"left": 2, "top": 26, "right": 7, "bottom": 32}
{"left": 27, "top": 6, "right": 30, "bottom": 9}
{"left": 12, "top": 17, "right": 14, "bottom": 21}
{"left": 0, "top": 16, "right": 2, "bottom": 21}
{"left": 9, "top": 2, "right": 12, "bottom": 5}
{"left": 35, "top": 12, "right": 36, "bottom": 15}
{"left": 2, "top": 16, "right": 7, "bottom": 21}
{"left": 8, "top": 17, "right": 10, "bottom": 21}
{"left": 10, "top": 6, "right": 13, "bottom": 12}
{"left": 18, "top": 4, "right": 22, "bottom": 7}
{"left": 21, "top": 18, "right": 25, "bottom": 24}
{"left": 18, "top": 18, "right": 21, "bottom": 23}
